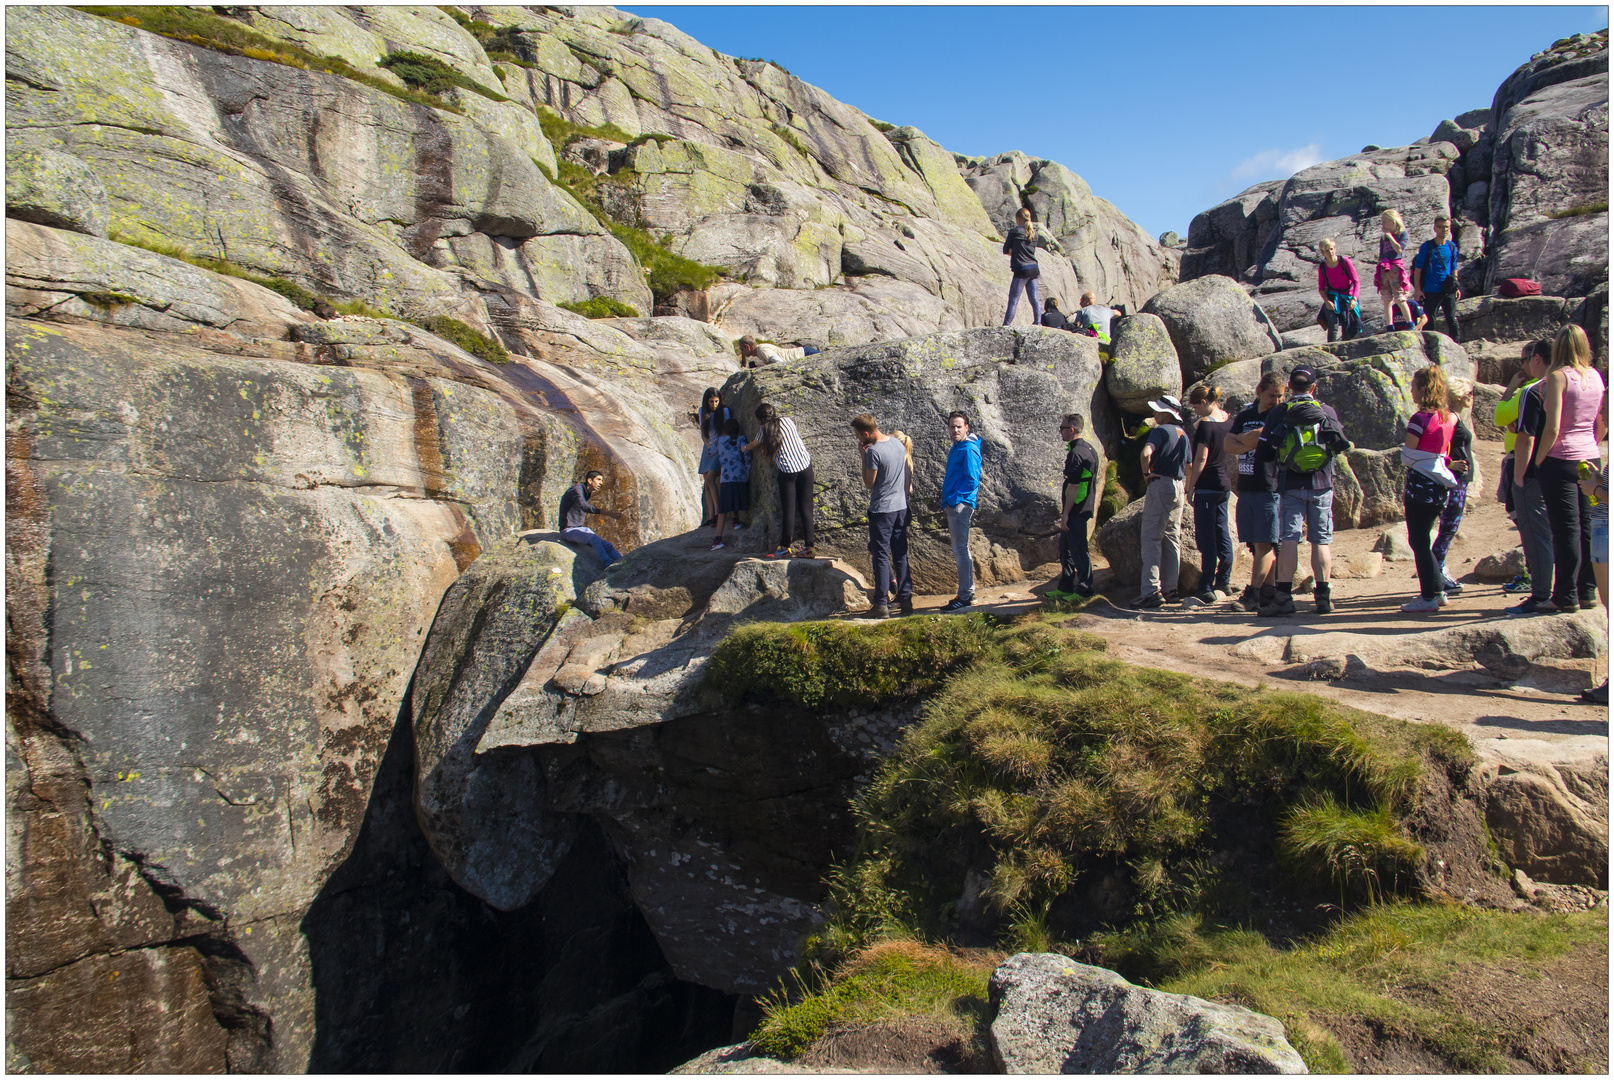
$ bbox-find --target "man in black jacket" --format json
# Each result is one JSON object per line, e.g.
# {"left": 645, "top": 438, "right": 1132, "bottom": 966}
{"left": 1255, "top": 368, "right": 1351, "bottom": 616}
{"left": 1050, "top": 413, "right": 1101, "bottom": 598}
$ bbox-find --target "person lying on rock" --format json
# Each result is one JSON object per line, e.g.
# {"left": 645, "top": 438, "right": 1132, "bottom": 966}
{"left": 738, "top": 335, "right": 805, "bottom": 367}
{"left": 559, "top": 471, "right": 625, "bottom": 566}
{"left": 852, "top": 413, "right": 912, "bottom": 618}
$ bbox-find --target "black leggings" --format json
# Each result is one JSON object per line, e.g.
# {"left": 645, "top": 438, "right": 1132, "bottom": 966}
{"left": 1404, "top": 497, "right": 1446, "bottom": 600}
{"left": 778, "top": 465, "right": 815, "bottom": 548}
{"left": 1538, "top": 456, "right": 1598, "bottom": 605}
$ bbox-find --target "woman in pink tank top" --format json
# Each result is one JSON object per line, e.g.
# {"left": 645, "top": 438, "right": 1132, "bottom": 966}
{"left": 1532, "top": 324, "right": 1606, "bottom": 610}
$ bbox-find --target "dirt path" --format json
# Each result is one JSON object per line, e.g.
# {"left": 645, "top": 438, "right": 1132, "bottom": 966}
{"left": 882, "top": 438, "right": 1608, "bottom": 745}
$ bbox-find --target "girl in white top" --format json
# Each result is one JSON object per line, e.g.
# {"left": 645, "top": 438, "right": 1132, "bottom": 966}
{"left": 747, "top": 403, "right": 816, "bottom": 558}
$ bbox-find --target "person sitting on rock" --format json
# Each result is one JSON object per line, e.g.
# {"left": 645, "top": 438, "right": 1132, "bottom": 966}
{"left": 1314, "top": 238, "right": 1361, "bottom": 342}
{"left": 1050, "top": 413, "right": 1101, "bottom": 601}
{"left": 559, "top": 470, "right": 625, "bottom": 566}
{"left": 1256, "top": 367, "right": 1350, "bottom": 617}
{"left": 1076, "top": 291, "right": 1123, "bottom": 341}
{"left": 1132, "top": 396, "right": 1189, "bottom": 610}
{"left": 1411, "top": 213, "right": 1462, "bottom": 338}
{"left": 711, "top": 417, "right": 751, "bottom": 551}
{"left": 852, "top": 414, "right": 912, "bottom": 618}
{"left": 1373, "top": 209, "right": 1413, "bottom": 332}
{"left": 1390, "top": 297, "right": 1429, "bottom": 332}
{"left": 1001, "top": 208, "right": 1043, "bottom": 326}
{"left": 940, "top": 411, "right": 982, "bottom": 611}
{"left": 1040, "top": 298, "right": 1071, "bottom": 330}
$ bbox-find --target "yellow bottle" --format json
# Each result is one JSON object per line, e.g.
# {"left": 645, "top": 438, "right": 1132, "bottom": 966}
{"left": 1579, "top": 460, "right": 1600, "bottom": 506}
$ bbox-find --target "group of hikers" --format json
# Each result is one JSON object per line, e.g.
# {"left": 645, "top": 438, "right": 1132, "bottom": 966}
{"left": 1314, "top": 210, "right": 1464, "bottom": 341}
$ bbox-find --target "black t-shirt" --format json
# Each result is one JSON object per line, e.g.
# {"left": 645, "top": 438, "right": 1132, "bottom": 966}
{"left": 1041, "top": 309, "right": 1069, "bottom": 330}
{"left": 1232, "top": 404, "right": 1277, "bottom": 494}
{"left": 1002, "top": 226, "right": 1037, "bottom": 268}
{"left": 1450, "top": 420, "right": 1474, "bottom": 480}
{"left": 1517, "top": 385, "right": 1546, "bottom": 480}
{"left": 1063, "top": 438, "right": 1102, "bottom": 519}
{"left": 1145, "top": 423, "right": 1189, "bottom": 481}
{"left": 558, "top": 482, "right": 598, "bottom": 531}
{"left": 1191, "top": 415, "right": 1235, "bottom": 492}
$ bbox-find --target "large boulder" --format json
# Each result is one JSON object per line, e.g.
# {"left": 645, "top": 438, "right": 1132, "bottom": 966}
{"left": 1105, "top": 313, "right": 1182, "bottom": 414}
{"left": 720, "top": 327, "right": 1113, "bottom": 593}
{"left": 709, "top": 278, "right": 967, "bottom": 350}
{"left": 1456, "top": 294, "right": 1578, "bottom": 347}
{"left": 1142, "top": 275, "right": 1282, "bottom": 385}
{"left": 987, "top": 953, "right": 1307, "bottom": 1074}
{"left": 1185, "top": 357, "right": 1265, "bottom": 419}
{"left": 1332, "top": 448, "right": 1409, "bottom": 530}
{"left": 1259, "top": 331, "right": 1476, "bottom": 451}
{"left": 1486, "top": 36, "right": 1609, "bottom": 298}
{"left": 1473, "top": 735, "right": 1610, "bottom": 888}
{"left": 1094, "top": 492, "right": 1199, "bottom": 593}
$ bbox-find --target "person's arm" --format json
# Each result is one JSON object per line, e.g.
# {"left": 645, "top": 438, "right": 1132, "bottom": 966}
{"left": 1226, "top": 428, "right": 1259, "bottom": 455}
{"left": 1533, "top": 373, "right": 1565, "bottom": 467}
{"left": 1514, "top": 432, "right": 1535, "bottom": 486}
{"left": 963, "top": 440, "right": 982, "bottom": 507}
{"left": 1139, "top": 442, "right": 1156, "bottom": 479}
{"left": 861, "top": 448, "right": 878, "bottom": 490}
{"left": 1058, "top": 478, "right": 1074, "bottom": 532}
{"left": 1185, "top": 438, "right": 1209, "bottom": 492}
{"left": 1077, "top": 456, "right": 1100, "bottom": 518}
{"left": 1318, "top": 261, "right": 1328, "bottom": 299}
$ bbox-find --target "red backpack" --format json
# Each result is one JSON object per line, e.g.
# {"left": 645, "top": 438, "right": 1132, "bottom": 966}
{"left": 1498, "top": 278, "right": 1542, "bottom": 298}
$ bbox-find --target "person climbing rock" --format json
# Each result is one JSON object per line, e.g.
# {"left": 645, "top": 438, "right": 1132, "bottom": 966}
{"left": 746, "top": 403, "right": 815, "bottom": 558}
{"left": 559, "top": 470, "right": 626, "bottom": 565}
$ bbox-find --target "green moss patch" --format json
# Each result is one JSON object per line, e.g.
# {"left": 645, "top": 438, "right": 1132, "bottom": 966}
{"left": 416, "top": 315, "right": 509, "bottom": 365}
{"left": 560, "top": 297, "right": 640, "bottom": 319}
{"left": 77, "top": 6, "right": 462, "bottom": 113}
{"left": 379, "top": 50, "right": 508, "bottom": 102}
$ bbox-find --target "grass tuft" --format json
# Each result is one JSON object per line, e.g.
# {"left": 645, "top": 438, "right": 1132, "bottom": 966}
{"left": 379, "top": 50, "right": 508, "bottom": 102}
{"left": 1278, "top": 796, "right": 1425, "bottom": 902}
{"left": 1545, "top": 201, "right": 1608, "bottom": 219}
{"left": 78, "top": 291, "right": 140, "bottom": 309}
{"left": 416, "top": 315, "right": 509, "bottom": 365}
{"left": 560, "top": 297, "right": 640, "bottom": 319}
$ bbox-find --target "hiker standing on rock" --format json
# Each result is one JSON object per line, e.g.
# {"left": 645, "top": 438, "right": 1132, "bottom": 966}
{"left": 746, "top": 403, "right": 815, "bottom": 559}
{"left": 1132, "top": 395, "right": 1189, "bottom": 610}
{"left": 1050, "top": 413, "right": 1101, "bottom": 601}
{"left": 1315, "top": 238, "right": 1361, "bottom": 342}
{"left": 1185, "top": 385, "right": 1236, "bottom": 603}
{"left": 940, "top": 412, "right": 982, "bottom": 611}
{"left": 1224, "top": 371, "right": 1287, "bottom": 611}
{"left": 697, "top": 388, "right": 732, "bottom": 527}
{"left": 1256, "top": 367, "right": 1350, "bottom": 617}
{"left": 852, "top": 414, "right": 912, "bottom": 618}
{"left": 559, "top": 470, "right": 625, "bottom": 566}
{"left": 1001, "top": 208, "right": 1042, "bottom": 326}
{"left": 1373, "top": 209, "right": 1413, "bottom": 332}
{"left": 1531, "top": 324, "right": 1606, "bottom": 614}
{"left": 1505, "top": 343, "right": 1559, "bottom": 616}
{"left": 1411, "top": 213, "right": 1462, "bottom": 338}
{"left": 1399, "top": 366, "right": 1464, "bottom": 613}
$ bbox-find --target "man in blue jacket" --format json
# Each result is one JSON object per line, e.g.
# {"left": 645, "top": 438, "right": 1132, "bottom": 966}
{"left": 941, "top": 411, "right": 982, "bottom": 611}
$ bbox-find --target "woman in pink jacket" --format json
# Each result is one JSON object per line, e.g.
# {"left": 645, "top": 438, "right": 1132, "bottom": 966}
{"left": 1315, "top": 238, "right": 1360, "bottom": 342}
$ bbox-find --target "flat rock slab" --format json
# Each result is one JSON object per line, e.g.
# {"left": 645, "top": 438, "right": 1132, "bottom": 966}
{"left": 672, "top": 1043, "right": 860, "bottom": 1074}
{"left": 988, "top": 953, "right": 1307, "bottom": 1073}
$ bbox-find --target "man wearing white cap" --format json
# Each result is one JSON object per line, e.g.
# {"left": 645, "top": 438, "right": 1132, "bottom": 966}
{"left": 1134, "top": 395, "right": 1190, "bottom": 609}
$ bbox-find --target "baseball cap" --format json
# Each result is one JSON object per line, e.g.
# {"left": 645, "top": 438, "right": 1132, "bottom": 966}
{"left": 1289, "top": 366, "right": 1318, "bottom": 389}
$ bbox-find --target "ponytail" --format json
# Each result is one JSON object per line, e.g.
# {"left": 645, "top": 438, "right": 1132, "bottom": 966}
{"left": 1015, "top": 206, "right": 1036, "bottom": 243}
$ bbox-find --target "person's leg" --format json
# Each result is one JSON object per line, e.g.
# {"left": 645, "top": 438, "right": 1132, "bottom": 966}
{"left": 1319, "top": 302, "right": 1340, "bottom": 343}
{"left": 946, "top": 503, "right": 975, "bottom": 601}
{"left": 867, "top": 512, "right": 893, "bottom": 606}
{"left": 1138, "top": 481, "right": 1167, "bottom": 600}
{"left": 1437, "top": 292, "right": 1459, "bottom": 338}
{"left": 1575, "top": 472, "right": 1598, "bottom": 604}
{"left": 1538, "top": 459, "right": 1583, "bottom": 608}
{"left": 1432, "top": 480, "right": 1468, "bottom": 579}
{"left": 892, "top": 509, "right": 913, "bottom": 603}
{"left": 702, "top": 470, "right": 718, "bottom": 524}
{"left": 1003, "top": 276, "right": 1026, "bottom": 326}
{"left": 1514, "top": 479, "right": 1556, "bottom": 602}
{"left": 1026, "top": 278, "right": 1041, "bottom": 325}
{"left": 799, "top": 464, "right": 815, "bottom": 548}
{"left": 778, "top": 469, "right": 799, "bottom": 549}
{"left": 1160, "top": 480, "right": 1183, "bottom": 598}
{"left": 1193, "top": 491, "right": 1217, "bottom": 591}
{"left": 1212, "top": 492, "right": 1234, "bottom": 591}
{"left": 1072, "top": 515, "right": 1093, "bottom": 593}
{"left": 1405, "top": 499, "right": 1443, "bottom": 599}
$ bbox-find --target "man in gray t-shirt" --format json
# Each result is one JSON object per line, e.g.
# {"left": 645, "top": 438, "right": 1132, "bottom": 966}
{"left": 852, "top": 413, "right": 912, "bottom": 617}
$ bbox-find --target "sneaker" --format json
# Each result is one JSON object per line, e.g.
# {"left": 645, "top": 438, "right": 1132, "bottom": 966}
{"left": 710, "top": 539, "right": 726, "bottom": 550}
{"left": 868, "top": 603, "right": 890, "bottom": 620}
{"left": 799, "top": 547, "right": 816, "bottom": 559}
{"left": 1258, "top": 594, "right": 1297, "bottom": 617}
{"left": 766, "top": 546, "right": 790, "bottom": 559}
{"left": 732, "top": 521, "right": 747, "bottom": 531}
{"left": 1162, "top": 590, "right": 1180, "bottom": 604}
{"left": 1237, "top": 585, "right": 1260, "bottom": 612}
{"left": 1505, "top": 598, "right": 1544, "bottom": 616}
{"left": 1502, "top": 574, "right": 1533, "bottom": 594}
{"left": 898, "top": 599, "right": 915, "bottom": 617}
{"left": 942, "top": 597, "right": 974, "bottom": 612}
{"left": 1441, "top": 576, "right": 1463, "bottom": 594}
{"left": 1132, "top": 594, "right": 1164, "bottom": 611}
{"left": 702, "top": 516, "right": 717, "bottom": 528}
{"left": 1580, "top": 591, "right": 1600, "bottom": 611}
{"left": 1187, "top": 589, "right": 1217, "bottom": 606}
{"left": 1045, "top": 588, "right": 1073, "bottom": 601}
{"left": 1437, "top": 592, "right": 1450, "bottom": 607}
{"left": 1581, "top": 681, "right": 1609, "bottom": 704}
{"left": 1402, "top": 596, "right": 1442, "bottom": 612}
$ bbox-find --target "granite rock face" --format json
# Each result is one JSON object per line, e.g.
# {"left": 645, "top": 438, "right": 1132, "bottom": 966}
{"left": 987, "top": 953, "right": 1307, "bottom": 1074}
{"left": 1105, "top": 312, "right": 1183, "bottom": 413}
{"left": 1142, "top": 275, "right": 1282, "bottom": 385}
{"left": 719, "top": 327, "right": 1114, "bottom": 592}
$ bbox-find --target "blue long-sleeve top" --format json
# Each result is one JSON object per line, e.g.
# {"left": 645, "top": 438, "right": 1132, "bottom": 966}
{"left": 942, "top": 434, "right": 982, "bottom": 507}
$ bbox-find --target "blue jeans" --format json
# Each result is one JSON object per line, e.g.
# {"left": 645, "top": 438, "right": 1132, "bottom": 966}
{"left": 868, "top": 509, "right": 912, "bottom": 603}
{"left": 1003, "top": 274, "right": 1042, "bottom": 326}
{"left": 1193, "top": 490, "right": 1234, "bottom": 591}
{"left": 944, "top": 502, "right": 975, "bottom": 601}
{"left": 561, "top": 526, "right": 621, "bottom": 565}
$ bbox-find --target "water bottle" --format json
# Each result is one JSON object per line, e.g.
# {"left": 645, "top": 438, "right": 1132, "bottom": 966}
{"left": 1578, "top": 460, "right": 1600, "bottom": 506}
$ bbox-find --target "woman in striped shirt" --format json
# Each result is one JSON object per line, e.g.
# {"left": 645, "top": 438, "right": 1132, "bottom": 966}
{"left": 747, "top": 403, "right": 815, "bottom": 558}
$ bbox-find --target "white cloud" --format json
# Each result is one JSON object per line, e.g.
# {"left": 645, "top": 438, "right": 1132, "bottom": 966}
{"left": 1206, "top": 142, "right": 1325, "bottom": 199}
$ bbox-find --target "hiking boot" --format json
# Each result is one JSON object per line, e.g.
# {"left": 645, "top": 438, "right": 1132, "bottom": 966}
{"left": 1505, "top": 598, "right": 1545, "bottom": 616}
{"left": 1314, "top": 583, "right": 1333, "bottom": 615}
{"left": 1582, "top": 681, "right": 1609, "bottom": 705}
{"left": 868, "top": 603, "right": 890, "bottom": 620}
{"left": 1580, "top": 590, "right": 1600, "bottom": 611}
{"left": 1162, "top": 590, "right": 1181, "bottom": 605}
{"left": 1258, "top": 594, "right": 1297, "bottom": 617}
{"left": 1502, "top": 573, "right": 1532, "bottom": 594}
{"left": 1552, "top": 600, "right": 1580, "bottom": 614}
{"left": 1132, "top": 593, "right": 1164, "bottom": 611}
{"left": 1237, "top": 585, "right": 1260, "bottom": 612}
{"left": 1401, "top": 596, "right": 1442, "bottom": 612}
{"left": 941, "top": 597, "right": 974, "bottom": 612}
{"left": 1187, "top": 588, "right": 1217, "bottom": 606}
{"left": 898, "top": 599, "right": 915, "bottom": 617}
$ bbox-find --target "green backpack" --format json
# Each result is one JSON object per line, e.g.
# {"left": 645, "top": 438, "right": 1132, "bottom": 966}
{"left": 1278, "top": 416, "right": 1333, "bottom": 473}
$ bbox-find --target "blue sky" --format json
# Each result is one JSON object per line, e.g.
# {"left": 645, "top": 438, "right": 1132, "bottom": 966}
{"left": 620, "top": 5, "right": 1608, "bottom": 239}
